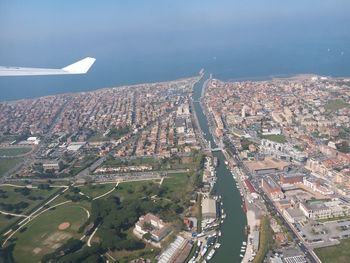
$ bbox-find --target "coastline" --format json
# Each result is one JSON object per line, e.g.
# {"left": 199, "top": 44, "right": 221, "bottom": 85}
{"left": 2, "top": 72, "right": 350, "bottom": 103}
{"left": 0, "top": 75, "right": 200, "bottom": 104}
{"left": 221, "top": 72, "right": 350, "bottom": 83}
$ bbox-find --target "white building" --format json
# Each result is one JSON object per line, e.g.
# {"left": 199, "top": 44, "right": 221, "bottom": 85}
{"left": 303, "top": 177, "right": 334, "bottom": 195}
{"left": 299, "top": 199, "right": 350, "bottom": 220}
{"left": 260, "top": 139, "right": 307, "bottom": 163}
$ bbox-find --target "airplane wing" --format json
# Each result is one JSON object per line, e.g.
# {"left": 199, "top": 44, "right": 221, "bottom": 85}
{"left": 0, "top": 57, "right": 96, "bottom": 76}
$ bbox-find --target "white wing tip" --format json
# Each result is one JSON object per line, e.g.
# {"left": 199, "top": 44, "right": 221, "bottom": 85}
{"left": 62, "top": 57, "right": 96, "bottom": 74}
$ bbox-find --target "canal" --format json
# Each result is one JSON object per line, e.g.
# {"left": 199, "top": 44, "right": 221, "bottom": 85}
{"left": 192, "top": 74, "right": 247, "bottom": 263}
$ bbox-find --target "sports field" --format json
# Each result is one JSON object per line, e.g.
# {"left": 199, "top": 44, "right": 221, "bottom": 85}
{"left": 13, "top": 204, "right": 89, "bottom": 263}
{"left": 261, "top": 134, "right": 287, "bottom": 143}
{"left": 0, "top": 147, "right": 32, "bottom": 157}
{"left": 315, "top": 238, "right": 350, "bottom": 263}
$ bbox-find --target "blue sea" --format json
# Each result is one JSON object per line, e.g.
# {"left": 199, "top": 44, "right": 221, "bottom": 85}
{"left": 0, "top": 0, "right": 349, "bottom": 101}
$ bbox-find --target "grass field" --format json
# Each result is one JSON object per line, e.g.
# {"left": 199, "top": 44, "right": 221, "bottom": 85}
{"left": 103, "top": 157, "right": 160, "bottom": 168}
{"left": 315, "top": 238, "right": 350, "bottom": 263}
{"left": 116, "top": 181, "right": 157, "bottom": 200}
{"left": 261, "top": 134, "right": 287, "bottom": 144}
{"left": 109, "top": 244, "right": 159, "bottom": 263}
{"left": 102, "top": 153, "right": 202, "bottom": 172}
{"left": 0, "top": 158, "right": 22, "bottom": 176}
{"left": 0, "top": 147, "right": 32, "bottom": 157}
{"left": 162, "top": 172, "right": 192, "bottom": 201}
{"left": 13, "top": 204, "right": 89, "bottom": 263}
{"left": 0, "top": 186, "right": 58, "bottom": 214}
{"left": 0, "top": 214, "right": 18, "bottom": 234}
{"left": 253, "top": 216, "right": 275, "bottom": 263}
{"left": 78, "top": 183, "right": 116, "bottom": 199}
{"left": 325, "top": 99, "right": 350, "bottom": 112}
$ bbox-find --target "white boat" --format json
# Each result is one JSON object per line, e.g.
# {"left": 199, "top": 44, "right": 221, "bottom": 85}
{"left": 215, "top": 243, "right": 221, "bottom": 248}
{"left": 241, "top": 249, "right": 245, "bottom": 253}
{"left": 207, "top": 249, "right": 215, "bottom": 260}
{"left": 218, "top": 231, "right": 222, "bottom": 236}
{"left": 240, "top": 254, "right": 244, "bottom": 258}
{"left": 242, "top": 241, "right": 247, "bottom": 246}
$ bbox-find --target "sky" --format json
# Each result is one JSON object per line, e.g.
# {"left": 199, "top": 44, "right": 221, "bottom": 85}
{"left": 1, "top": 0, "right": 349, "bottom": 64}
{"left": 0, "top": 0, "right": 350, "bottom": 100}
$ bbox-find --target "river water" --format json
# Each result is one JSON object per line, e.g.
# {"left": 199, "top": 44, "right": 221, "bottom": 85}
{"left": 192, "top": 74, "right": 247, "bottom": 262}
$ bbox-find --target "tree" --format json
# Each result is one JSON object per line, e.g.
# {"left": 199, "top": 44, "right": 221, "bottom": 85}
{"left": 142, "top": 232, "right": 152, "bottom": 240}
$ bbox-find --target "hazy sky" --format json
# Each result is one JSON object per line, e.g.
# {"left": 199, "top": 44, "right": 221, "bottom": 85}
{"left": 1, "top": 0, "right": 349, "bottom": 65}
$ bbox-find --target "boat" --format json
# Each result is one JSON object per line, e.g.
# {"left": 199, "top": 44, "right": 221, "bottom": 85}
{"left": 241, "top": 249, "right": 245, "bottom": 253}
{"left": 242, "top": 241, "right": 247, "bottom": 246}
{"left": 224, "top": 160, "right": 228, "bottom": 165}
{"left": 206, "top": 249, "right": 215, "bottom": 260}
{"left": 218, "top": 231, "right": 222, "bottom": 237}
{"left": 214, "top": 243, "right": 221, "bottom": 249}
{"left": 240, "top": 254, "right": 244, "bottom": 258}
{"left": 201, "top": 246, "right": 208, "bottom": 256}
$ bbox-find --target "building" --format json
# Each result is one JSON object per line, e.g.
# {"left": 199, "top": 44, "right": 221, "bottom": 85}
{"left": 245, "top": 156, "right": 290, "bottom": 175}
{"left": 276, "top": 199, "right": 292, "bottom": 210}
{"left": 283, "top": 208, "right": 306, "bottom": 223}
{"left": 175, "top": 118, "right": 186, "bottom": 134}
{"left": 158, "top": 235, "right": 192, "bottom": 263}
{"left": 303, "top": 177, "right": 334, "bottom": 195}
{"left": 261, "top": 178, "right": 284, "bottom": 200}
{"left": 42, "top": 161, "right": 60, "bottom": 172}
{"left": 27, "top": 136, "right": 40, "bottom": 145}
{"left": 67, "top": 142, "right": 86, "bottom": 151}
{"left": 299, "top": 201, "right": 330, "bottom": 220}
{"left": 134, "top": 213, "right": 171, "bottom": 243}
{"left": 201, "top": 198, "right": 217, "bottom": 219}
{"left": 260, "top": 139, "right": 307, "bottom": 163}
{"left": 299, "top": 199, "right": 350, "bottom": 220}
{"left": 279, "top": 174, "right": 304, "bottom": 186}
{"left": 244, "top": 179, "right": 256, "bottom": 193}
